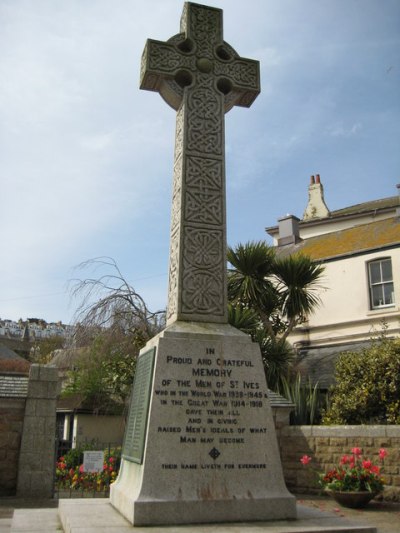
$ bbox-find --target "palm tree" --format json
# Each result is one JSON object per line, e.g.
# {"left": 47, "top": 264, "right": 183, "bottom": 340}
{"left": 228, "top": 241, "right": 324, "bottom": 341}
{"left": 273, "top": 254, "right": 325, "bottom": 342}
{"left": 227, "top": 241, "right": 279, "bottom": 337}
{"left": 227, "top": 241, "right": 325, "bottom": 390}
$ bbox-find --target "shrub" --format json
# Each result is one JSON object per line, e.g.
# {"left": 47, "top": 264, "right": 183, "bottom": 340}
{"left": 322, "top": 338, "right": 400, "bottom": 424}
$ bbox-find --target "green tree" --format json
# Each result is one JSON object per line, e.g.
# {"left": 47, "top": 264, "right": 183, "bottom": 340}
{"left": 322, "top": 338, "right": 400, "bottom": 424}
{"left": 63, "top": 257, "right": 165, "bottom": 407}
{"left": 227, "top": 241, "right": 325, "bottom": 389}
{"left": 31, "top": 335, "right": 65, "bottom": 364}
{"left": 63, "top": 330, "right": 139, "bottom": 409}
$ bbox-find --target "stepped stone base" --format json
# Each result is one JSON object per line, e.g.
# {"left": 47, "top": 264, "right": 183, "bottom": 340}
{"left": 111, "top": 322, "right": 296, "bottom": 525}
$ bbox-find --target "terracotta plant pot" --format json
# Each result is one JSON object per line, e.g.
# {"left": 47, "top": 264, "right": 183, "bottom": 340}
{"left": 328, "top": 490, "right": 378, "bottom": 509}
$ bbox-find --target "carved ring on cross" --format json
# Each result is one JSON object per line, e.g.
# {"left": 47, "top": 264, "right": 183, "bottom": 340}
{"left": 140, "top": 31, "right": 259, "bottom": 113}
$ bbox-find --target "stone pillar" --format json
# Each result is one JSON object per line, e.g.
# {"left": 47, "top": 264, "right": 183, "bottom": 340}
{"left": 17, "top": 364, "right": 59, "bottom": 499}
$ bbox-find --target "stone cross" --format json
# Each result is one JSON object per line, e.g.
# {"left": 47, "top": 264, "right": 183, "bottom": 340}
{"left": 140, "top": 2, "right": 260, "bottom": 325}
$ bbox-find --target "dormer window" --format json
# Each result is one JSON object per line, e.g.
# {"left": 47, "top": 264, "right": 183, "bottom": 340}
{"left": 368, "top": 258, "right": 395, "bottom": 309}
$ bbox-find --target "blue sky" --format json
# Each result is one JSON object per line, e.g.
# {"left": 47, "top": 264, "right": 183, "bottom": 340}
{"left": 1, "top": 0, "right": 399, "bottom": 324}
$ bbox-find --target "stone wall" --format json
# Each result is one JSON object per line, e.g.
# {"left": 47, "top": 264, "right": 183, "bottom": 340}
{"left": 17, "top": 365, "right": 59, "bottom": 498}
{"left": 0, "top": 397, "right": 26, "bottom": 496}
{"left": 279, "top": 425, "right": 400, "bottom": 499}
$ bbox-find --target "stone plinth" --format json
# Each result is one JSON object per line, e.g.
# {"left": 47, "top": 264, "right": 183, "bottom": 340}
{"left": 110, "top": 322, "right": 296, "bottom": 525}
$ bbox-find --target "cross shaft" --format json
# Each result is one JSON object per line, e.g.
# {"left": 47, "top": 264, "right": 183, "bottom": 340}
{"left": 140, "top": 2, "right": 260, "bottom": 324}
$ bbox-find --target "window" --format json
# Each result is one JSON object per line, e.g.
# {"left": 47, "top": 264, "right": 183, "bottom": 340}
{"left": 368, "top": 258, "right": 395, "bottom": 309}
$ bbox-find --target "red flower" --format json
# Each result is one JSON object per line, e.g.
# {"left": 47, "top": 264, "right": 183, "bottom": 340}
{"left": 351, "top": 447, "right": 362, "bottom": 456}
{"left": 340, "top": 455, "right": 349, "bottom": 465}
{"left": 371, "top": 465, "right": 380, "bottom": 475}
{"left": 79, "top": 464, "right": 84, "bottom": 474}
{"left": 300, "top": 455, "right": 312, "bottom": 465}
{"left": 362, "top": 460, "right": 372, "bottom": 469}
{"left": 379, "top": 448, "right": 387, "bottom": 460}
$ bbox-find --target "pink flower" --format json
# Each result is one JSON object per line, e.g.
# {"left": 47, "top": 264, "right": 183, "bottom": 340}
{"left": 300, "top": 455, "right": 312, "bottom": 465}
{"left": 109, "top": 457, "right": 115, "bottom": 463}
{"left": 79, "top": 464, "right": 84, "bottom": 473}
{"left": 362, "top": 460, "right": 372, "bottom": 469}
{"left": 379, "top": 448, "right": 387, "bottom": 460}
{"left": 351, "top": 447, "right": 362, "bottom": 456}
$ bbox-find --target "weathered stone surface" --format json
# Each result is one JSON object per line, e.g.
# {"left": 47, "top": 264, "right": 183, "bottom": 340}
{"left": 17, "top": 364, "right": 58, "bottom": 498}
{"left": 140, "top": 2, "right": 259, "bottom": 326}
{"left": 110, "top": 2, "right": 294, "bottom": 526}
{"left": 111, "top": 323, "right": 296, "bottom": 525}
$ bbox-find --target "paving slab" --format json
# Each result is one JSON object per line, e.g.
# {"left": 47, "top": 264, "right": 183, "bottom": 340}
{"left": 2, "top": 495, "right": 399, "bottom": 533}
{"left": 58, "top": 498, "right": 377, "bottom": 533}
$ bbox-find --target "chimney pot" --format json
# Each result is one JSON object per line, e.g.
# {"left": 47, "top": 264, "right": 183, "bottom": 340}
{"left": 316, "top": 174, "right": 320, "bottom": 184}
{"left": 310, "top": 175, "right": 315, "bottom": 184}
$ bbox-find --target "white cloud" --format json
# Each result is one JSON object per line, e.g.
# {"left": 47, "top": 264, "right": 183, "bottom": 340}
{"left": 328, "top": 122, "right": 363, "bottom": 138}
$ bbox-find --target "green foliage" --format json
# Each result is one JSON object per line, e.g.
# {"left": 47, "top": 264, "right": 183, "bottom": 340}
{"left": 56, "top": 446, "right": 122, "bottom": 491}
{"left": 227, "top": 304, "right": 260, "bottom": 334}
{"left": 322, "top": 338, "right": 400, "bottom": 424}
{"left": 63, "top": 330, "right": 139, "bottom": 408}
{"left": 227, "top": 241, "right": 325, "bottom": 391}
{"left": 31, "top": 335, "right": 65, "bottom": 364}
{"left": 273, "top": 255, "right": 325, "bottom": 327}
{"left": 279, "top": 373, "right": 323, "bottom": 425}
{"left": 258, "top": 335, "right": 293, "bottom": 391}
{"left": 60, "top": 444, "right": 121, "bottom": 470}
{"left": 227, "top": 241, "right": 278, "bottom": 319}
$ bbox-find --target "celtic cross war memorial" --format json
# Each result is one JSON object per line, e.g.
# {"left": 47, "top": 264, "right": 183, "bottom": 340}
{"left": 110, "top": 2, "right": 296, "bottom": 526}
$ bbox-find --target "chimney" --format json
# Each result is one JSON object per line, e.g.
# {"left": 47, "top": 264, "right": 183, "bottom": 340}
{"left": 303, "top": 174, "right": 330, "bottom": 220}
{"left": 277, "top": 215, "right": 301, "bottom": 246}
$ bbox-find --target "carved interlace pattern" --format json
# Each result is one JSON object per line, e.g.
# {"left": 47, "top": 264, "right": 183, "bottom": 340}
{"left": 185, "top": 156, "right": 222, "bottom": 225}
{"left": 167, "top": 227, "right": 179, "bottom": 318}
{"left": 182, "top": 268, "right": 224, "bottom": 314}
{"left": 187, "top": 5, "right": 221, "bottom": 59}
{"left": 141, "top": 3, "right": 260, "bottom": 322}
{"left": 148, "top": 42, "right": 196, "bottom": 73}
{"left": 215, "top": 60, "right": 259, "bottom": 89}
{"left": 187, "top": 76, "right": 223, "bottom": 156}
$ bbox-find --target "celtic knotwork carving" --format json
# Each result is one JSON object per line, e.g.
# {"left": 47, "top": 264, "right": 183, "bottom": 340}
{"left": 183, "top": 228, "right": 222, "bottom": 269}
{"left": 185, "top": 190, "right": 222, "bottom": 225}
{"left": 174, "top": 106, "right": 184, "bottom": 162}
{"left": 186, "top": 4, "right": 221, "bottom": 59}
{"left": 187, "top": 78, "right": 223, "bottom": 155}
{"left": 184, "top": 155, "right": 222, "bottom": 225}
{"left": 171, "top": 159, "right": 182, "bottom": 231}
{"left": 141, "top": 2, "right": 259, "bottom": 323}
{"left": 215, "top": 60, "right": 259, "bottom": 89}
{"left": 181, "top": 269, "right": 224, "bottom": 314}
{"left": 167, "top": 227, "right": 180, "bottom": 320}
{"left": 186, "top": 156, "right": 222, "bottom": 189}
{"left": 148, "top": 42, "right": 195, "bottom": 73}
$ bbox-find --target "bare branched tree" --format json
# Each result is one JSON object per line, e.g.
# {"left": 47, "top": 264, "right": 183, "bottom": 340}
{"left": 69, "top": 257, "right": 165, "bottom": 346}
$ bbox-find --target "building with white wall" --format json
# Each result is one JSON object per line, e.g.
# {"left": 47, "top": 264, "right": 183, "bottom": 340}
{"left": 266, "top": 177, "right": 400, "bottom": 387}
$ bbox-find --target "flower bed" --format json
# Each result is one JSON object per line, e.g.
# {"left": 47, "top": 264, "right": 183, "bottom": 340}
{"left": 55, "top": 446, "right": 121, "bottom": 494}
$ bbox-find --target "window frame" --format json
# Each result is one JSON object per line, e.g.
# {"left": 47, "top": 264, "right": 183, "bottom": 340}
{"left": 367, "top": 257, "right": 395, "bottom": 310}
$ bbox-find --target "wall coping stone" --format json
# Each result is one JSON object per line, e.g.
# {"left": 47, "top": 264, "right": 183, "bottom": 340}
{"left": 281, "top": 425, "right": 400, "bottom": 438}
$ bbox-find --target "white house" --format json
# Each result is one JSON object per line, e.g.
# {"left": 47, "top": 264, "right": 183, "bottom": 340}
{"left": 266, "top": 176, "right": 400, "bottom": 388}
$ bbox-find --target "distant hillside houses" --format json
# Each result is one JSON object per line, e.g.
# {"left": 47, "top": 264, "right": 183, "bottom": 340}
{"left": 0, "top": 318, "right": 74, "bottom": 340}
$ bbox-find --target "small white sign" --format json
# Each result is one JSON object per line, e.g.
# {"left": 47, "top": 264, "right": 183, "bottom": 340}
{"left": 83, "top": 451, "right": 104, "bottom": 473}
